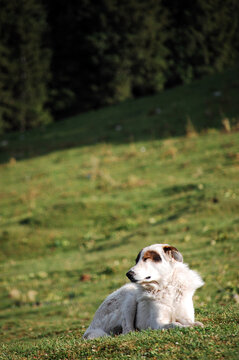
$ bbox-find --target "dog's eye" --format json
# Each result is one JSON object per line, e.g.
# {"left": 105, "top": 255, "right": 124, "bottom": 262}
{"left": 152, "top": 253, "right": 161, "bottom": 262}
{"left": 142, "top": 251, "right": 161, "bottom": 262}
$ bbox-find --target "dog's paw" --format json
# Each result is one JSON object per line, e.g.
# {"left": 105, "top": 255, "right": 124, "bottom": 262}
{"left": 163, "top": 322, "right": 190, "bottom": 329}
{"left": 193, "top": 321, "right": 204, "bottom": 328}
{"left": 174, "top": 322, "right": 191, "bottom": 328}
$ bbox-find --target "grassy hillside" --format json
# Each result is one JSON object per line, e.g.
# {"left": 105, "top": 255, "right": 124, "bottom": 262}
{"left": 0, "top": 67, "right": 239, "bottom": 359}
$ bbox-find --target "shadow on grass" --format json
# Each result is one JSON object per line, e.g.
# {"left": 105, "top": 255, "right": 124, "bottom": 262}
{"left": 0, "top": 67, "right": 239, "bottom": 164}
{"left": 91, "top": 233, "right": 135, "bottom": 253}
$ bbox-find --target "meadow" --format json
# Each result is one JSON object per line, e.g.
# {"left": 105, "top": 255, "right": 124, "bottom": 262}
{"left": 0, "top": 67, "right": 239, "bottom": 359}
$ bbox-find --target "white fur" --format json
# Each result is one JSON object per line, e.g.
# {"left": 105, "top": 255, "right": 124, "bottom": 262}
{"left": 83, "top": 244, "right": 204, "bottom": 339}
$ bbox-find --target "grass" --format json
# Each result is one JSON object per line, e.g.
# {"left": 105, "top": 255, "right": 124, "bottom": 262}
{"left": 0, "top": 67, "right": 239, "bottom": 359}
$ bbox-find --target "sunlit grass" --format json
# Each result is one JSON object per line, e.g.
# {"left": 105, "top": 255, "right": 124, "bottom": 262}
{"left": 0, "top": 67, "right": 239, "bottom": 359}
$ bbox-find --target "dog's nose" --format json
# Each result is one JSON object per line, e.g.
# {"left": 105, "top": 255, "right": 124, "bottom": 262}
{"left": 126, "top": 270, "right": 137, "bottom": 282}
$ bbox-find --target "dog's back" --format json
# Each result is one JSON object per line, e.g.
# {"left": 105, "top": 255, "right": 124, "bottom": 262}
{"left": 83, "top": 283, "right": 138, "bottom": 339}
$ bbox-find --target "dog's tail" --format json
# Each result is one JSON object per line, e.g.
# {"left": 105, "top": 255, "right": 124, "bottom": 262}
{"left": 189, "top": 269, "right": 204, "bottom": 292}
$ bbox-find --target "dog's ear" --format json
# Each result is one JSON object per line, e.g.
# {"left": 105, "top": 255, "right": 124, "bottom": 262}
{"left": 163, "top": 246, "right": 183, "bottom": 262}
{"left": 135, "top": 250, "right": 142, "bottom": 264}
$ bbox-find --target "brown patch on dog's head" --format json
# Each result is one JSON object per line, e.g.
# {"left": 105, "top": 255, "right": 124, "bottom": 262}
{"left": 163, "top": 246, "right": 183, "bottom": 262}
{"left": 135, "top": 250, "right": 142, "bottom": 264}
{"left": 142, "top": 250, "right": 161, "bottom": 262}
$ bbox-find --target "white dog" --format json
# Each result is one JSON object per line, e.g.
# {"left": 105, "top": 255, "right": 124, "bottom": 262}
{"left": 83, "top": 244, "right": 204, "bottom": 339}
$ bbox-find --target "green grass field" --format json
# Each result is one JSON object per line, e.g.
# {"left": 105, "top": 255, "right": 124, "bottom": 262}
{"left": 0, "top": 67, "right": 239, "bottom": 359}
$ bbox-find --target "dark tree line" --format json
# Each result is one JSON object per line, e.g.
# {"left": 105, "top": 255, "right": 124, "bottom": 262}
{"left": 0, "top": 0, "right": 238, "bottom": 133}
{"left": 0, "top": 0, "right": 51, "bottom": 133}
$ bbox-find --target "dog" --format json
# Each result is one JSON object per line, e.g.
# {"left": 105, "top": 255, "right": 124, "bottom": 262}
{"left": 83, "top": 244, "right": 204, "bottom": 339}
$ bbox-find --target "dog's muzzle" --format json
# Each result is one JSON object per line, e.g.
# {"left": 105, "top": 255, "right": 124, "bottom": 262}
{"left": 126, "top": 270, "right": 137, "bottom": 282}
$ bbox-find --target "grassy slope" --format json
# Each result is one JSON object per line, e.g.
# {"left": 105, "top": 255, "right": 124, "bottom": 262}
{"left": 0, "top": 67, "right": 239, "bottom": 359}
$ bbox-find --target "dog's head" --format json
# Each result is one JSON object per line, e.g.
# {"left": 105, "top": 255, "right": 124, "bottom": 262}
{"left": 126, "top": 244, "right": 183, "bottom": 286}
